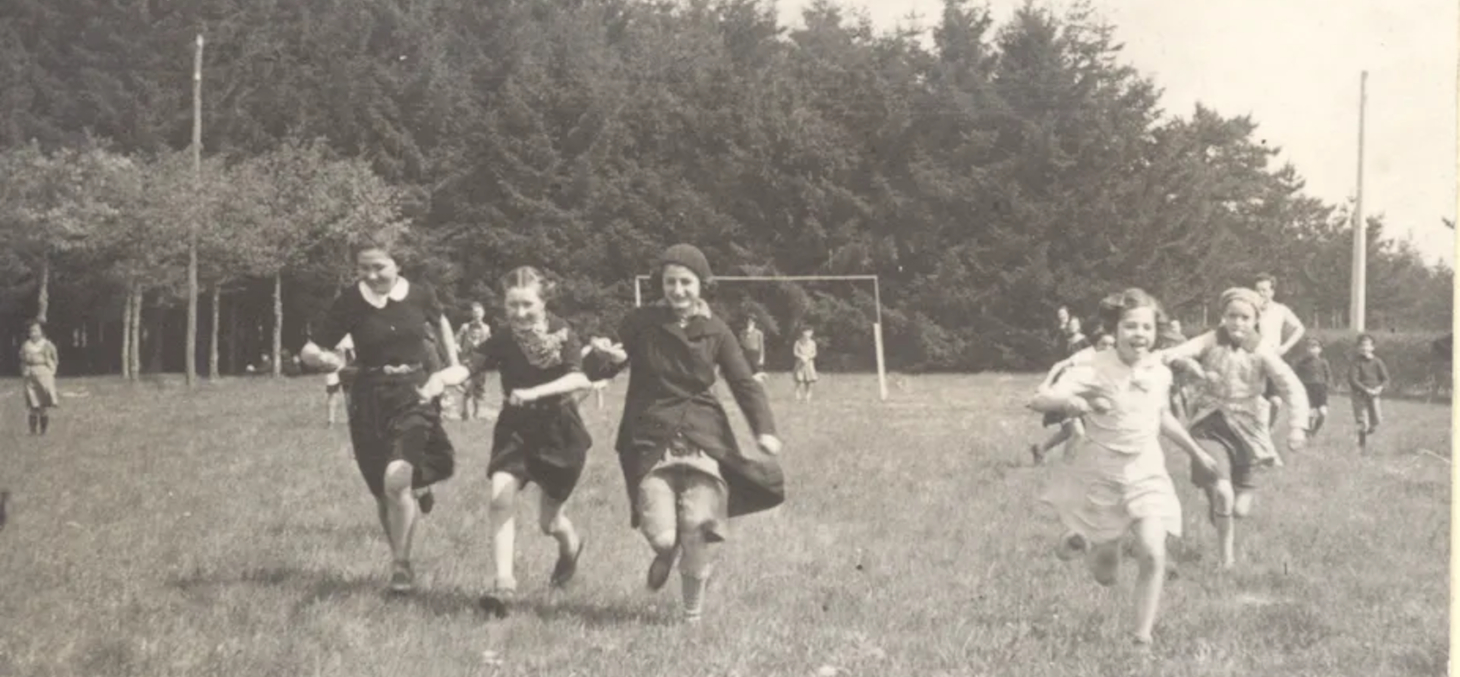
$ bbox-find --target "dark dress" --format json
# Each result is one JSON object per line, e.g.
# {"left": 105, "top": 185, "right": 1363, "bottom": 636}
{"left": 314, "top": 280, "right": 456, "bottom": 498}
{"left": 585, "top": 305, "right": 783, "bottom": 531}
{"left": 468, "top": 315, "right": 593, "bottom": 501}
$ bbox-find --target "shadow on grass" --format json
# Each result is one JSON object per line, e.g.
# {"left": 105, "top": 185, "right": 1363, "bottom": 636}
{"left": 165, "top": 565, "right": 669, "bottom": 627}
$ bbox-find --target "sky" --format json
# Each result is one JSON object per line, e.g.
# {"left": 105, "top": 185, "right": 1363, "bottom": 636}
{"left": 774, "top": 0, "right": 1459, "bottom": 267}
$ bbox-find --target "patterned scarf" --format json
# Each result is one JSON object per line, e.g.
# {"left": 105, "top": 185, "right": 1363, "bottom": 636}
{"left": 511, "top": 317, "right": 569, "bottom": 369}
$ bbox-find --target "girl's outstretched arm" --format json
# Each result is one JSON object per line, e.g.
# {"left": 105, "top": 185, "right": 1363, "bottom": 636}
{"left": 583, "top": 315, "right": 634, "bottom": 381}
{"left": 715, "top": 323, "right": 778, "bottom": 445}
{"left": 1260, "top": 350, "right": 1310, "bottom": 449}
{"left": 514, "top": 329, "right": 593, "bottom": 401}
{"left": 1157, "top": 331, "right": 1216, "bottom": 367}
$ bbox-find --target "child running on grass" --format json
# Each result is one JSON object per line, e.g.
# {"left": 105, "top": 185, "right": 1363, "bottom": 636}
{"left": 585, "top": 243, "right": 784, "bottom": 624}
{"left": 1292, "top": 337, "right": 1333, "bottom": 439}
{"left": 1029, "top": 321, "right": 1113, "bottom": 465}
{"left": 1157, "top": 287, "right": 1308, "bottom": 568}
{"left": 1348, "top": 333, "right": 1390, "bottom": 448}
{"left": 427, "top": 267, "right": 594, "bottom": 614}
{"left": 1031, "top": 288, "right": 1219, "bottom": 647}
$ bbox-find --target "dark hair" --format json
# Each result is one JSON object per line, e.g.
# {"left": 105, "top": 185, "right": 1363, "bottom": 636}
{"left": 1254, "top": 273, "right": 1277, "bottom": 287}
{"left": 351, "top": 235, "right": 402, "bottom": 263}
{"left": 1096, "top": 288, "right": 1167, "bottom": 336}
{"left": 499, "top": 266, "right": 557, "bottom": 301}
{"left": 1306, "top": 336, "right": 1323, "bottom": 347}
{"left": 26, "top": 320, "right": 44, "bottom": 333}
{"left": 1357, "top": 333, "right": 1376, "bottom": 346}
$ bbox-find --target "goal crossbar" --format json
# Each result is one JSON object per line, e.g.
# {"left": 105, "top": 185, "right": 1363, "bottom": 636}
{"left": 632, "top": 273, "right": 887, "bottom": 401}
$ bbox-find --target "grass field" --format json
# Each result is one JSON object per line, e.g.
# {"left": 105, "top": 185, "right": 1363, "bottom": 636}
{"left": 0, "top": 373, "right": 1450, "bottom": 677}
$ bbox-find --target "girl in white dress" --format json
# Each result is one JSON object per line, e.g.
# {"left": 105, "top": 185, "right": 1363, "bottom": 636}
{"left": 1031, "top": 289, "right": 1218, "bottom": 646}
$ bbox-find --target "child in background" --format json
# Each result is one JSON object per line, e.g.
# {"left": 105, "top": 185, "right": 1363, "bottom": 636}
{"left": 19, "top": 321, "right": 60, "bottom": 436}
{"left": 1292, "top": 337, "right": 1333, "bottom": 438}
{"left": 1348, "top": 333, "right": 1390, "bottom": 448}
{"left": 793, "top": 327, "right": 818, "bottom": 402}
{"left": 1029, "top": 320, "right": 1111, "bottom": 465}
{"left": 1065, "top": 316, "right": 1091, "bottom": 354}
{"left": 1031, "top": 288, "right": 1219, "bottom": 647}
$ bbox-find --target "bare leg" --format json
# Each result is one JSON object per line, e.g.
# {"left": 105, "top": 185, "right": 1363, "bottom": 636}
{"left": 1206, "top": 480, "right": 1236, "bottom": 568}
{"left": 539, "top": 491, "right": 583, "bottom": 587}
{"left": 379, "top": 460, "right": 420, "bottom": 592}
{"left": 638, "top": 471, "right": 680, "bottom": 591}
{"left": 1130, "top": 518, "right": 1168, "bottom": 644}
{"left": 677, "top": 473, "right": 725, "bottom": 623}
{"left": 488, "top": 472, "right": 521, "bottom": 592}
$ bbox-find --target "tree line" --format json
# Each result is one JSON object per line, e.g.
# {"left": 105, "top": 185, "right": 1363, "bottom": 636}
{"left": 0, "top": 0, "right": 1450, "bottom": 378}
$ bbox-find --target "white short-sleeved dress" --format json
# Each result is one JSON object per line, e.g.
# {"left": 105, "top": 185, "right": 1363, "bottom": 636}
{"left": 1039, "top": 350, "right": 1183, "bottom": 544}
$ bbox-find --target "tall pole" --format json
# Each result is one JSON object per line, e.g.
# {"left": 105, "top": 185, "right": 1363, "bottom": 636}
{"left": 1350, "top": 70, "right": 1367, "bottom": 332}
{"left": 186, "top": 33, "right": 204, "bottom": 387}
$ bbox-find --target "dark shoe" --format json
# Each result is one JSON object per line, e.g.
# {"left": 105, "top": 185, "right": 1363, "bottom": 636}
{"left": 647, "top": 546, "right": 678, "bottom": 591}
{"left": 550, "top": 537, "right": 586, "bottom": 588}
{"left": 417, "top": 489, "right": 435, "bottom": 515}
{"left": 478, "top": 587, "right": 514, "bottom": 619}
{"left": 387, "top": 561, "right": 415, "bottom": 594}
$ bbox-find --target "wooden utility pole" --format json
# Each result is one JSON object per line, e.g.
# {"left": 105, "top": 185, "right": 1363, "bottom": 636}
{"left": 1350, "top": 70, "right": 1367, "bottom": 332}
{"left": 186, "top": 33, "right": 203, "bottom": 387}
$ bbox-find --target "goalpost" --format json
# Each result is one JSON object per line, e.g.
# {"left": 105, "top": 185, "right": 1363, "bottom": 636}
{"left": 634, "top": 274, "right": 888, "bottom": 401}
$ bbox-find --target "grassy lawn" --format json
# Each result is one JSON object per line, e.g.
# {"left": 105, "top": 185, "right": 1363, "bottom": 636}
{"left": 0, "top": 373, "right": 1449, "bottom": 677}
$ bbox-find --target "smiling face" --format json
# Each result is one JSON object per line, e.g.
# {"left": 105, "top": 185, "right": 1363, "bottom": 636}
{"left": 660, "top": 264, "right": 701, "bottom": 314}
{"left": 504, "top": 284, "right": 546, "bottom": 330}
{"left": 355, "top": 248, "right": 399, "bottom": 296}
{"left": 1221, "top": 300, "right": 1259, "bottom": 343}
{"left": 1114, "top": 307, "right": 1157, "bottom": 364}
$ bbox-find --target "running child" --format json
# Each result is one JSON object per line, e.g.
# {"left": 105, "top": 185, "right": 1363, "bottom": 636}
{"left": 301, "top": 240, "right": 459, "bottom": 593}
{"left": 585, "top": 243, "right": 784, "bottom": 624}
{"left": 1157, "top": 287, "right": 1308, "bottom": 568}
{"left": 1031, "top": 288, "right": 1219, "bottom": 646}
{"left": 1348, "top": 333, "right": 1390, "bottom": 448}
{"left": 1292, "top": 337, "right": 1333, "bottom": 438}
{"left": 430, "top": 268, "right": 593, "bottom": 612}
{"left": 1029, "top": 321, "right": 1111, "bottom": 465}
{"left": 793, "top": 327, "right": 818, "bottom": 402}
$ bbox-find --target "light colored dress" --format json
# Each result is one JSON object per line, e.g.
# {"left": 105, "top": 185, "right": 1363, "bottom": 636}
{"left": 20, "top": 339, "right": 59, "bottom": 410}
{"left": 793, "top": 338, "right": 818, "bottom": 383}
{"left": 1039, "top": 349, "right": 1183, "bottom": 544}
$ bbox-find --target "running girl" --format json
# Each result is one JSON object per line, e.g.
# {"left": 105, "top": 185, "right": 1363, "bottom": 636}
{"left": 1032, "top": 288, "right": 1219, "bottom": 646}
{"left": 300, "top": 240, "right": 459, "bottom": 594}
{"left": 432, "top": 268, "right": 593, "bottom": 612}
{"left": 585, "top": 243, "right": 784, "bottom": 624}
{"left": 1158, "top": 287, "right": 1308, "bottom": 567}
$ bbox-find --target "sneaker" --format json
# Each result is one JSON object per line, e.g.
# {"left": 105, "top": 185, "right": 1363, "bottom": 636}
{"left": 550, "top": 536, "right": 587, "bottom": 588}
{"left": 647, "top": 546, "right": 679, "bottom": 591}
{"left": 387, "top": 562, "right": 415, "bottom": 594}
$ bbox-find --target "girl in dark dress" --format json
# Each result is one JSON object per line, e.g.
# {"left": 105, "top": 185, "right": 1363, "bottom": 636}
{"left": 585, "top": 243, "right": 784, "bottom": 624}
{"left": 435, "top": 267, "right": 592, "bottom": 611}
{"left": 300, "top": 241, "right": 460, "bottom": 594}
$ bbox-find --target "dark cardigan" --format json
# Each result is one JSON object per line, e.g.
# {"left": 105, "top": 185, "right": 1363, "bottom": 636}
{"left": 585, "top": 305, "right": 783, "bottom": 528}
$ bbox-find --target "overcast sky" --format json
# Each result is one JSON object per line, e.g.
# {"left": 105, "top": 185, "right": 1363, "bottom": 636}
{"left": 775, "top": 0, "right": 1458, "bottom": 267}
